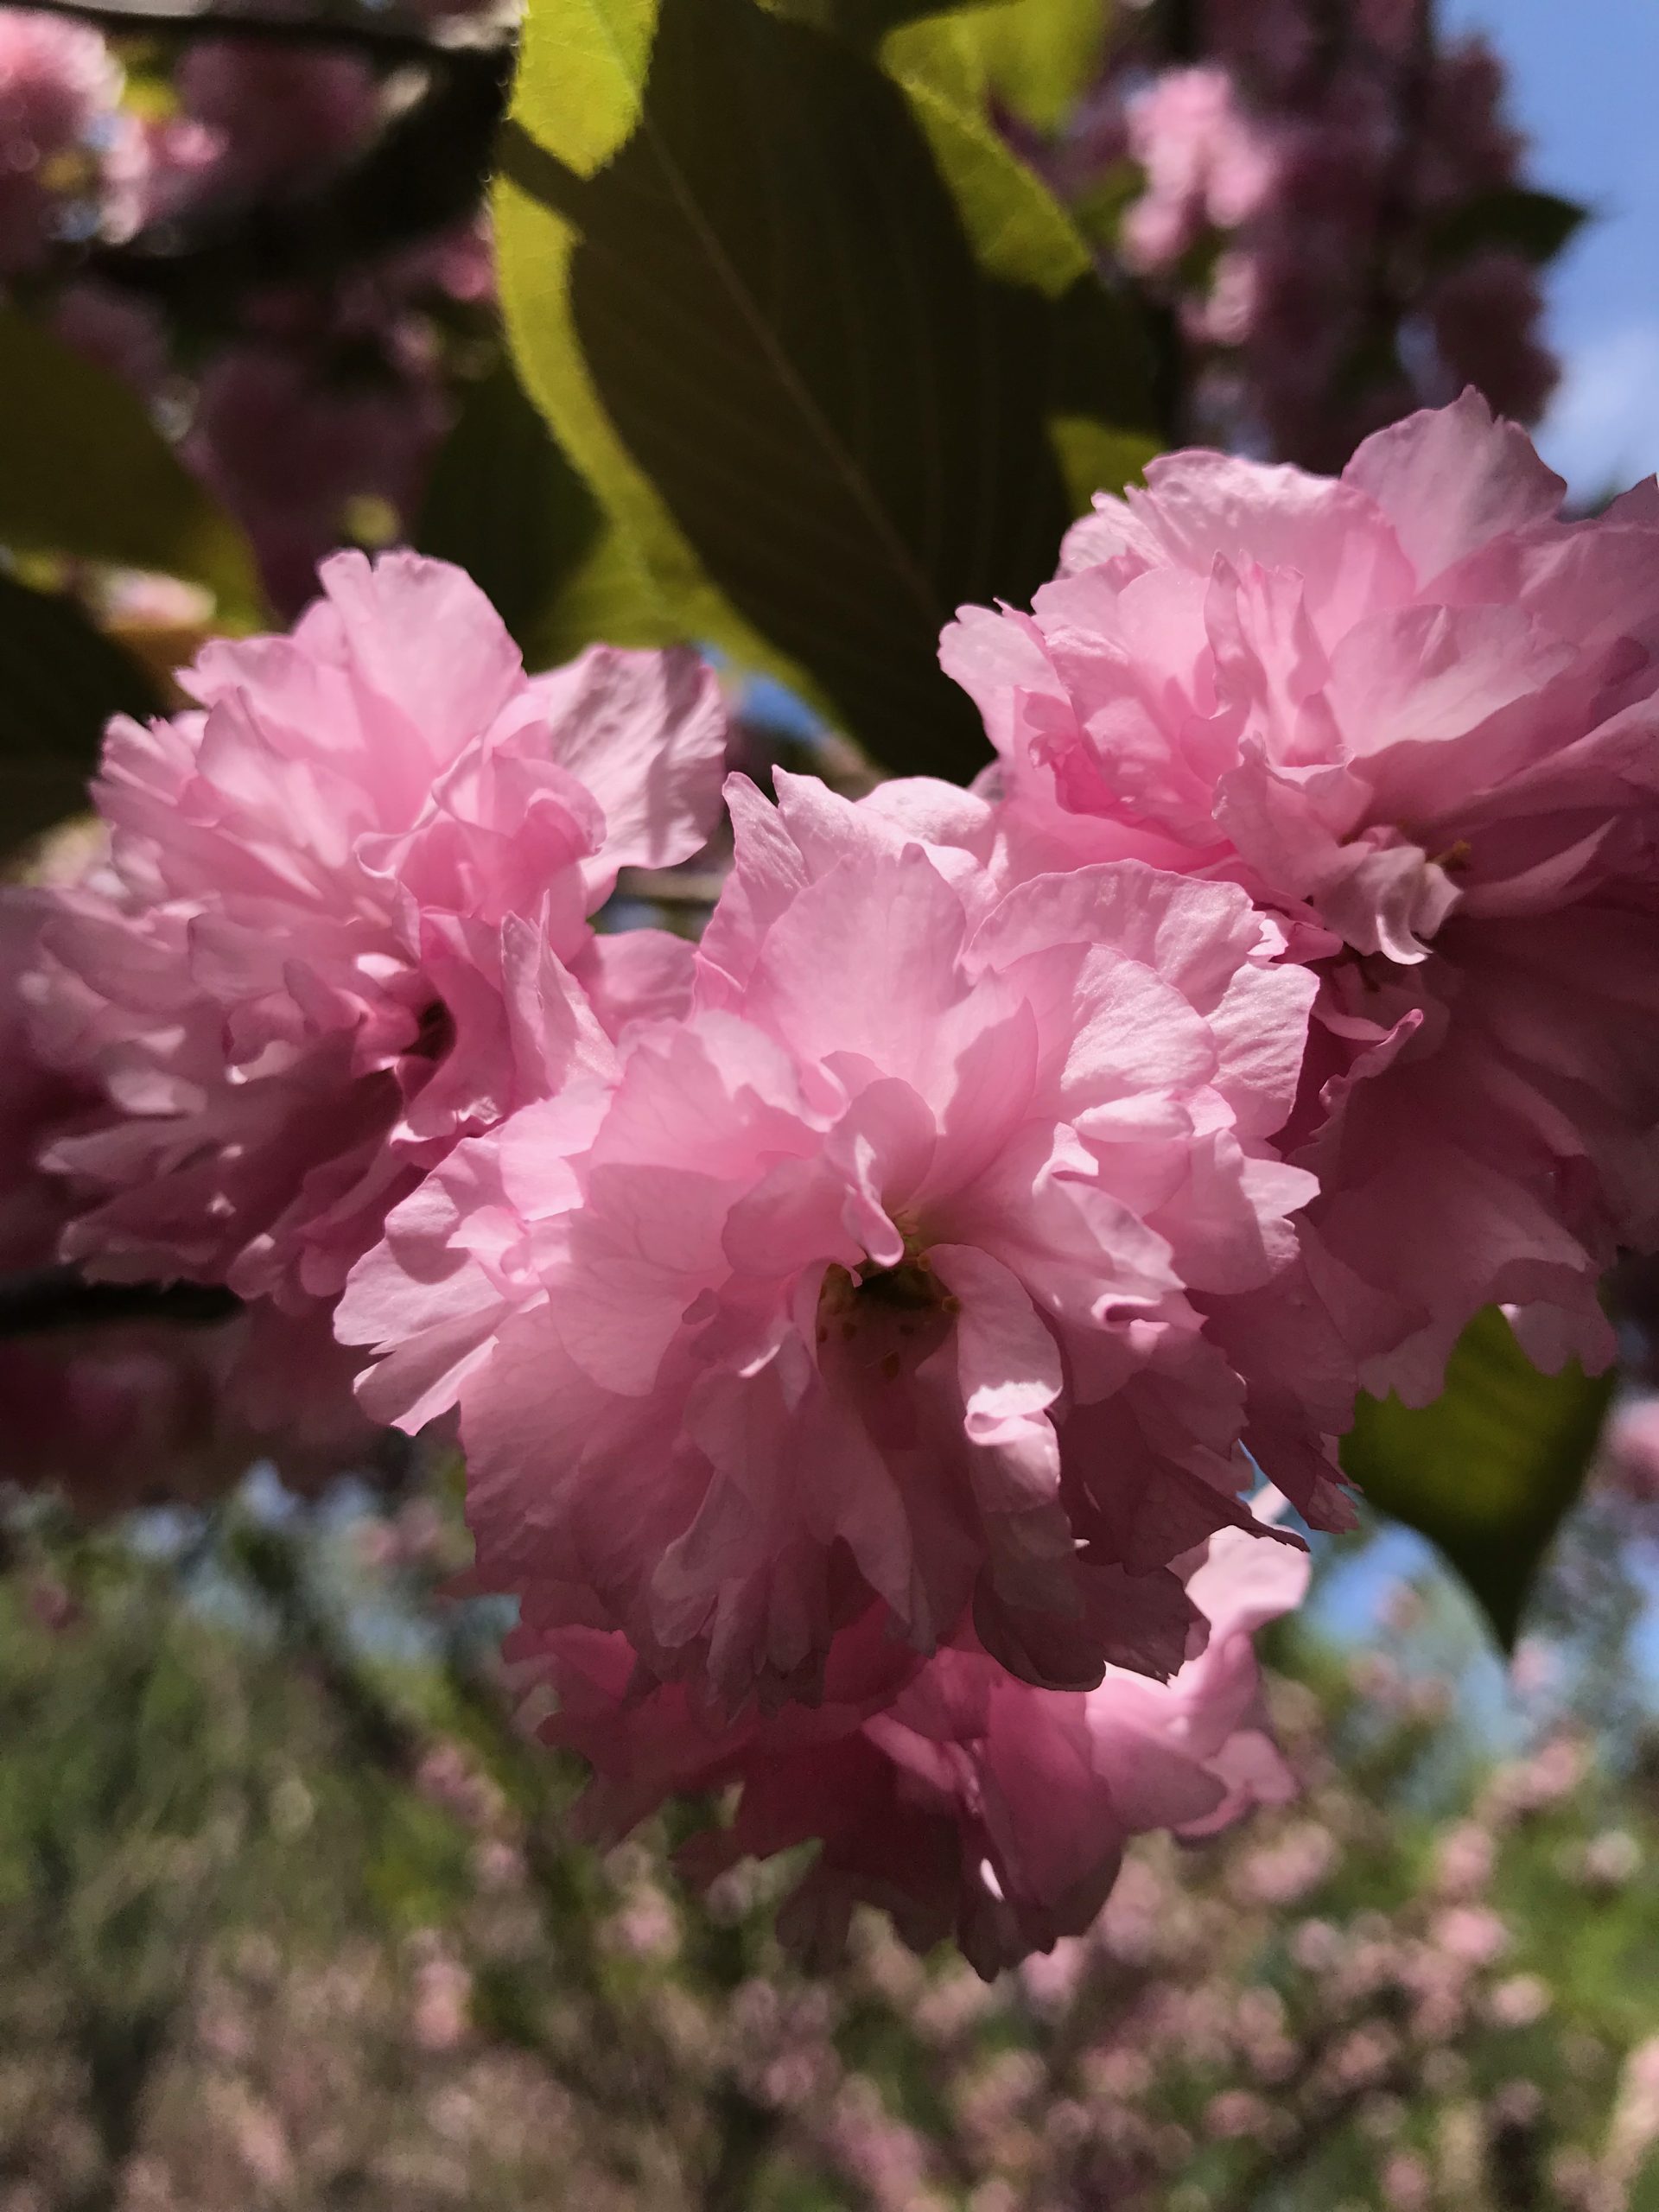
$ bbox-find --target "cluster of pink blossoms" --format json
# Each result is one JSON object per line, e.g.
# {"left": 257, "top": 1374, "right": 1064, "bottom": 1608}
{"left": 0, "top": 9, "right": 494, "bottom": 614}
{"left": 1027, "top": 1, "right": 1560, "bottom": 467}
{"left": 0, "top": 8, "right": 137, "bottom": 274}
{"left": 0, "top": 13, "right": 385, "bottom": 276}
{"left": 12, "top": 395, "right": 1659, "bottom": 1969}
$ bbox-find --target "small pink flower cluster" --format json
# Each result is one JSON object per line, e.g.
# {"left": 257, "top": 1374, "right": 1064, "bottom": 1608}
{"left": 0, "top": 11, "right": 389, "bottom": 275}
{"left": 177, "top": 238, "right": 473, "bottom": 619}
{"left": 0, "top": 10, "right": 489, "bottom": 615}
{"left": 1029, "top": 3, "right": 1559, "bottom": 467}
{"left": 12, "top": 395, "right": 1659, "bottom": 1968}
{"left": 0, "top": 7, "right": 135, "bottom": 273}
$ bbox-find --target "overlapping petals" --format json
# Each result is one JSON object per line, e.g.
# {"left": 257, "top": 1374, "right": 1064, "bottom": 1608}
{"left": 28, "top": 550, "right": 725, "bottom": 1323}
{"left": 0, "top": 887, "right": 372, "bottom": 1510}
{"left": 511, "top": 1509, "right": 1309, "bottom": 1977}
{"left": 944, "top": 394, "right": 1659, "bottom": 1401}
{"left": 342, "top": 772, "right": 1325, "bottom": 1710}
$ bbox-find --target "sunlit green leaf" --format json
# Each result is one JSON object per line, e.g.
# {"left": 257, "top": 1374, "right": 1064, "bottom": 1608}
{"left": 0, "top": 309, "right": 264, "bottom": 623}
{"left": 880, "top": 19, "right": 1094, "bottom": 290}
{"left": 798, "top": 0, "right": 1112, "bottom": 132}
{"left": 1340, "top": 1307, "right": 1616, "bottom": 1651}
{"left": 940, "top": 0, "right": 1111, "bottom": 131}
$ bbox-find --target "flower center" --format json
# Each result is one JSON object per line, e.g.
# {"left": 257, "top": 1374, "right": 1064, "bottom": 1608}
{"left": 408, "top": 998, "right": 455, "bottom": 1063}
{"left": 816, "top": 1227, "right": 958, "bottom": 1381}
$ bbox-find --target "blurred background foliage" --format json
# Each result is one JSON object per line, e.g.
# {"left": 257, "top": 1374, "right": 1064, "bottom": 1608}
{"left": 7, "top": 1471, "right": 1659, "bottom": 2209}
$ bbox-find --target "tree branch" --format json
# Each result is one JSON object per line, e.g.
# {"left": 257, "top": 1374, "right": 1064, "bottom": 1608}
{"left": 16, "top": 0, "right": 512, "bottom": 63}
{"left": 0, "top": 1265, "right": 240, "bottom": 1339}
{"left": 86, "top": 35, "right": 513, "bottom": 308}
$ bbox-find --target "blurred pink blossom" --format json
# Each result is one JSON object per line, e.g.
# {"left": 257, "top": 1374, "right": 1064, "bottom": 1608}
{"left": 1604, "top": 1396, "right": 1659, "bottom": 1503}
{"left": 169, "top": 43, "right": 380, "bottom": 206}
{"left": 0, "top": 9, "right": 129, "bottom": 273}
{"left": 1431, "top": 1904, "right": 1510, "bottom": 1966}
{"left": 1035, "top": 8, "right": 1558, "bottom": 465}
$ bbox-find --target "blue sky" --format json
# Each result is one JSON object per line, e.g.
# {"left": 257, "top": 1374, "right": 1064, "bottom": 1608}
{"left": 1444, "top": 0, "right": 1659, "bottom": 494}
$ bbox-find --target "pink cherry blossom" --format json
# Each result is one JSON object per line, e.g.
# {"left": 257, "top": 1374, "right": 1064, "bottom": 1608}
{"left": 341, "top": 772, "right": 1324, "bottom": 1711}
{"left": 1, "top": 886, "right": 373, "bottom": 1510}
{"left": 944, "top": 394, "right": 1659, "bottom": 1402}
{"left": 29, "top": 551, "right": 724, "bottom": 1342}
{"left": 1119, "top": 68, "right": 1278, "bottom": 276}
{"left": 512, "top": 1511, "right": 1309, "bottom": 1978}
{"left": 1603, "top": 1396, "right": 1659, "bottom": 1507}
{"left": 168, "top": 218, "right": 496, "bottom": 616}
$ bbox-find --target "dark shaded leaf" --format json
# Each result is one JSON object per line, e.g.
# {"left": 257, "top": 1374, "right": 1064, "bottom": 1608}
{"left": 415, "top": 355, "right": 681, "bottom": 664}
{"left": 415, "top": 357, "right": 604, "bottom": 662}
{"left": 495, "top": 0, "right": 1154, "bottom": 779}
{"left": 0, "top": 310, "right": 262, "bottom": 620}
{"left": 1427, "top": 187, "right": 1589, "bottom": 270}
{"left": 0, "top": 571, "right": 163, "bottom": 858}
{"left": 1340, "top": 1306, "right": 1616, "bottom": 1651}
{"left": 768, "top": 0, "right": 1007, "bottom": 38}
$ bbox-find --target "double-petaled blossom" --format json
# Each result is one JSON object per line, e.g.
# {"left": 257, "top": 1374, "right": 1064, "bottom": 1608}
{"left": 1, "top": 886, "right": 372, "bottom": 1509}
{"left": 507, "top": 1509, "right": 1309, "bottom": 1977}
{"left": 944, "top": 394, "right": 1659, "bottom": 1403}
{"left": 340, "top": 771, "right": 1323, "bottom": 1712}
{"left": 27, "top": 552, "right": 725, "bottom": 1359}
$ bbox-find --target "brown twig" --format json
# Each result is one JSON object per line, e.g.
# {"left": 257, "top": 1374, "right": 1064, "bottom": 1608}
{"left": 15, "top": 0, "right": 512, "bottom": 61}
{"left": 0, "top": 1264, "right": 240, "bottom": 1339}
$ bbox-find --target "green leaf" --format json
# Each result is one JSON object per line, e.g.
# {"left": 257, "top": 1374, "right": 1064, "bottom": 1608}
{"left": 881, "top": 20, "right": 1094, "bottom": 290}
{"left": 1340, "top": 1307, "right": 1616, "bottom": 1651}
{"left": 0, "top": 571, "right": 164, "bottom": 860}
{"left": 495, "top": 0, "right": 1154, "bottom": 780}
{"left": 939, "top": 0, "right": 1111, "bottom": 131}
{"left": 1427, "top": 187, "right": 1590, "bottom": 270}
{"left": 1047, "top": 414, "right": 1157, "bottom": 512}
{"left": 0, "top": 309, "right": 263, "bottom": 623}
{"left": 415, "top": 354, "right": 674, "bottom": 669}
{"left": 778, "top": 0, "right": 1112, "bottom": 127}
